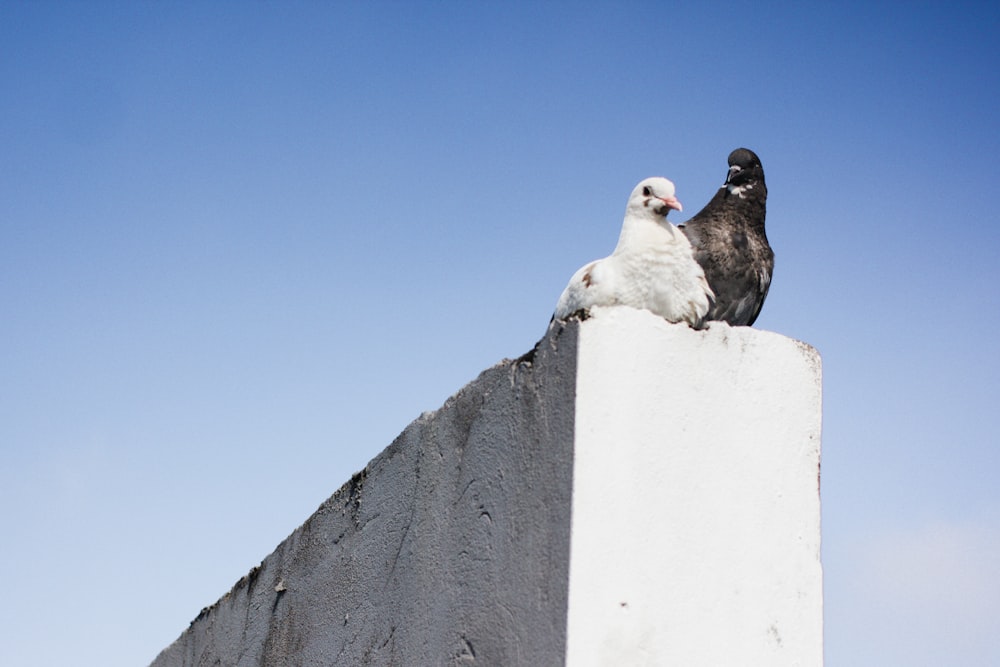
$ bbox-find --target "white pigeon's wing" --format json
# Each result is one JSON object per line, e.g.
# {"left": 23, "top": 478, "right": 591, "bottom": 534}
{"left": 553, "top": 258, "right": 614, "bottom": 320}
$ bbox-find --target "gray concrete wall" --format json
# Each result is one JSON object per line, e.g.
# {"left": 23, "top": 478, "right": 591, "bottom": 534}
{"left": 151, "top": 309, "right": 823, "bottom": 666}
{"left": 151, "top": 320, "right": 579, "bottom": 666}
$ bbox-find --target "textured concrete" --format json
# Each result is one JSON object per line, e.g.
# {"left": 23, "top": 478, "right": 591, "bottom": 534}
{"left": 150, "top": 307, "right": 823, "bottom": 666}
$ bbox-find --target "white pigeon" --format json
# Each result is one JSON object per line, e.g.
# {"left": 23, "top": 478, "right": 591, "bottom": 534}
{"left": 553, "top": 177, "right": 714, "bottom": 327}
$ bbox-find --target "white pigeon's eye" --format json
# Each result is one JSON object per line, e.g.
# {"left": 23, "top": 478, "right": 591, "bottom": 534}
{"left": 642, "top": 186, "right": 651, "bottom": 196}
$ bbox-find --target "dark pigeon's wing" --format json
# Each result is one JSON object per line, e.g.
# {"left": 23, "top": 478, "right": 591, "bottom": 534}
{"left": 708, "top": 258, "right": 772, "bottom": 326}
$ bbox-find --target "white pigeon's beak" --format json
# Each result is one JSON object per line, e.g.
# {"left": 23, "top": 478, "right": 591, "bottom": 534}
{"left": 660, "top": 196, "right": 683, "bottom": 213}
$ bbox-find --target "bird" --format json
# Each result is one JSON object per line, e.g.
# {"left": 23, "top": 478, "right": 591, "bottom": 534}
{"left": 553, "top": 177, "right": 714, "bottom": 327}
{"left": 679, "top": 148, "right": 773, "bottom": 326}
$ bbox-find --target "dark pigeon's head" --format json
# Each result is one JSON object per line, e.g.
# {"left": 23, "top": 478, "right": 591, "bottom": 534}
{"left": 726, "top": 148, "right": 765, "bottom": 189}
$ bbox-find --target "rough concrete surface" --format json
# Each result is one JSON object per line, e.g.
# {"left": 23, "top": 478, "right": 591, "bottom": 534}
{"left": 151, "top": 322, "right": 579, "bottom": 667}
{"left": 150, "top": 307, "right": 823, "bottom": 666}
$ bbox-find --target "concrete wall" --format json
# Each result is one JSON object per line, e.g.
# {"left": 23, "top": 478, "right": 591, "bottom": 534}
{"left": 150, "top": 307, "right": 822, "bottom": 666}
{"left": 565, "top": 307, "right": 823, "bottom": 666}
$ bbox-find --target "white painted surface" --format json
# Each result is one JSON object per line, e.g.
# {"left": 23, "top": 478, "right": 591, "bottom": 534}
{"left": 565, "top": 306, "right": 823, "bottom": 666}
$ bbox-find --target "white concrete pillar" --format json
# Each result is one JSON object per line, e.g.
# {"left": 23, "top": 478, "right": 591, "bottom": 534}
{"left": 566, "top": 307, "right": 823, "bottom": 666}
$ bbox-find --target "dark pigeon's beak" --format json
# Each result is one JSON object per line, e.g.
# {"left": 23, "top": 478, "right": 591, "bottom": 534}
{"left": 726, "top": 165, "right": 742, "bottom": 185}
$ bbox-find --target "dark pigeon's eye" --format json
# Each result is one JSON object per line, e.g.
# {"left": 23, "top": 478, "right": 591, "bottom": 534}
{"left": 642, "top": 186, "right": 651, "bottom": 196}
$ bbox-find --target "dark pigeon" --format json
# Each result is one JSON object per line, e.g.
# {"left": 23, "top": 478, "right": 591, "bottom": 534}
{"left": 679, "top": 148, "right": 773, "bottom": 326}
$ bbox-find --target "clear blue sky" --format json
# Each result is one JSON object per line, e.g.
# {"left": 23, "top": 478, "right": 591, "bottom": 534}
{"left": 2, "top": 2, "right": 998, "bottom": 665}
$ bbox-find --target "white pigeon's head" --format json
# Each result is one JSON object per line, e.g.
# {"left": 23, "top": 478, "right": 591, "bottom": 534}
{"left": 628, "top": 177, "right": 683, "bottom": 219}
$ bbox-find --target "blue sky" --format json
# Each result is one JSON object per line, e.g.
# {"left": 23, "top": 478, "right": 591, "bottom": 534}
{"left": 2, "top": 2, "right": 998, "bottom": 665}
